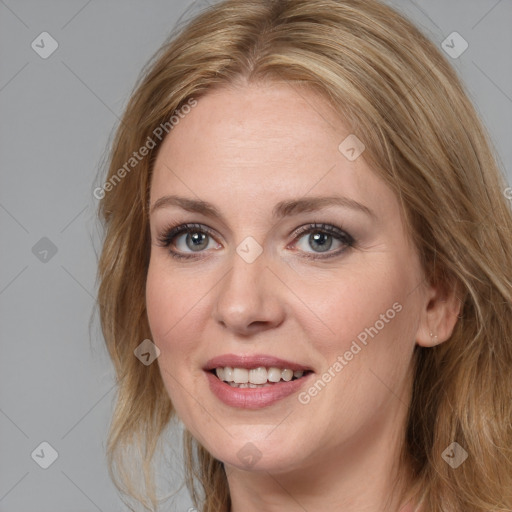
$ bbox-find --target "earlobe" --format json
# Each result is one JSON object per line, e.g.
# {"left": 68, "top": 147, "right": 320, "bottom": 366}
{"left": 416, "top": 279, "right": 463, "bottom": 348}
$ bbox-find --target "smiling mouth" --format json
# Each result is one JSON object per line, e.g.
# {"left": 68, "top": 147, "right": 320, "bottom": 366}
{"left": 209, "top": 366, "right": 313, "bottom": 388}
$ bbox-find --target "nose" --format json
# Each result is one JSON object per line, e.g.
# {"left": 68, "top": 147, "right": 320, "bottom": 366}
{"left": 212, "top": 248, "right": 286, "bottom": 336}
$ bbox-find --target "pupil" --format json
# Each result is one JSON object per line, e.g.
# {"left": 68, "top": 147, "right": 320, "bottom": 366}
{"left": 187, "top": 232, "right": 208, "bottom": 251}
{"left": 309, "top": 232, "right": 332, "bottom": 252}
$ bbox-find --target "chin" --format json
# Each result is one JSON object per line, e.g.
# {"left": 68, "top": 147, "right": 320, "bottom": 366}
{"left": 199, "top": 432, "right": 309, "bottom": 473}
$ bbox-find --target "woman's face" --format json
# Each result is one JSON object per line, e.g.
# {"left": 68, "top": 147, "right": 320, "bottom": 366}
{"left": 146, "top": 82, "right": 429, "bottom": 475}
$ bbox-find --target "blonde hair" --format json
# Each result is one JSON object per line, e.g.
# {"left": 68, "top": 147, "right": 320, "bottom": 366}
{"left": 96, "top": 0, "right": 512, "bottom": 510}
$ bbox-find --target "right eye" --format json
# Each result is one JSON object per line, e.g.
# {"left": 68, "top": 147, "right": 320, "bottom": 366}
{"left": 158, "top": 223, "right": 222, "bottom": 260}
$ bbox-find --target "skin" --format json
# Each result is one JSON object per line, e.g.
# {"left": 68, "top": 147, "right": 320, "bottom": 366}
{"left": 145, "top": 81, "right": 460, "bottom": 512}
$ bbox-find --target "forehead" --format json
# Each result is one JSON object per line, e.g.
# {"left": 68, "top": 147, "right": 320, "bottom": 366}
{"left": 155, "top": 82, "right": 343, "bottom": 169}
{"left": 150, "top": 82, "right": 395, "bottom": 221}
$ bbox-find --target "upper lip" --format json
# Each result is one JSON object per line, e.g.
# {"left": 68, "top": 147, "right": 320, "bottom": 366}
{"left": 204, "top": 353, "right": 313, "bottom": 372}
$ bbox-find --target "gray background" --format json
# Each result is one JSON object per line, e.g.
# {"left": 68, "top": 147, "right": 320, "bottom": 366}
{"left": 1, "top": 1, "right": 511, "bottom": 511}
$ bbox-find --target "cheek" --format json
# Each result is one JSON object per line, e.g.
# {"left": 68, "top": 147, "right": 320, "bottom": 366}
{"left": 146, "top": 258, "right": 197, "bottom": 342}
{"left": 296, "top": 263, "right": 407, "bottom": 346}
{"left": 294, "top": 269, "right": 417, "bottom": 432}
{"left": 293, "top": 259, "right": 420, "bottom": 402}
{"left": 145, "top": 265, "right": 173, "bottom": 344}
{"left": 145, "top": 260, "right": 199, "bottom": 379}
{"left": 146, "top": 261, "right": 200, "bottom": 418}
{"left": 145, "top": 257, "right": 215, "bottom": 391}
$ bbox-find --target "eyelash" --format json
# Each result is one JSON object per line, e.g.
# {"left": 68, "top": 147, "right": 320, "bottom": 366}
{"left": 156, "top": 222, "right": 356, "bottom": 261}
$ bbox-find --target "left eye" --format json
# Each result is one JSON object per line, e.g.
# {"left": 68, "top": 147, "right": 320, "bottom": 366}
{"left": 291, "top": 223, "right": 355, "bottom": 258}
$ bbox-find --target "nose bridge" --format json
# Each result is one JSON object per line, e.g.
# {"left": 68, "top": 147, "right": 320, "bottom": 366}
{"left": 212, "top": 243, "right": 284, "bottom": 332}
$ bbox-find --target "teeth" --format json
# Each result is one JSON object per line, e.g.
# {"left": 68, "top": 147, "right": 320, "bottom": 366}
{"left": 281, "top": 369, "right": 293, "bottom": 381}
{"left": 213, "top": 366, "right": 307, "bottom": 384}
{"left": 249, "top": 367, "right": 268, "bottom": 385}
{"left": 233, "top": 368, "right": 249, "bottom": 383}
{"left": 268, "top": 367, "right": 282, "bottom": 382}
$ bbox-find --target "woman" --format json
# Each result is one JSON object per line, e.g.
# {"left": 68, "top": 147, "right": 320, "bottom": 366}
{"left": 96, "top": 0, "right": 512, "bottom": 511}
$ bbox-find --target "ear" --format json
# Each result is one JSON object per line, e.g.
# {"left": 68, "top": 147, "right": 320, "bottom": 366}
{"left": 415, "top": 277, "right": 463, "bottom": 348}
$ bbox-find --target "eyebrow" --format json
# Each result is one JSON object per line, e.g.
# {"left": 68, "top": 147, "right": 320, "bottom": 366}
{"left": 150, "top": 195, "right": 376, "bottom": 221}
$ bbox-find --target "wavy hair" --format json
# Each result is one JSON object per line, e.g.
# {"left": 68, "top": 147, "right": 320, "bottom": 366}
{"left": 96, "top": 0, "right": 512, "bottom": 510}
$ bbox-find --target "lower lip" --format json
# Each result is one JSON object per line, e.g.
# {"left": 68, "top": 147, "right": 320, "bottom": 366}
{"left": 205, "top": 371, "right": 313, "bottom": 409}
